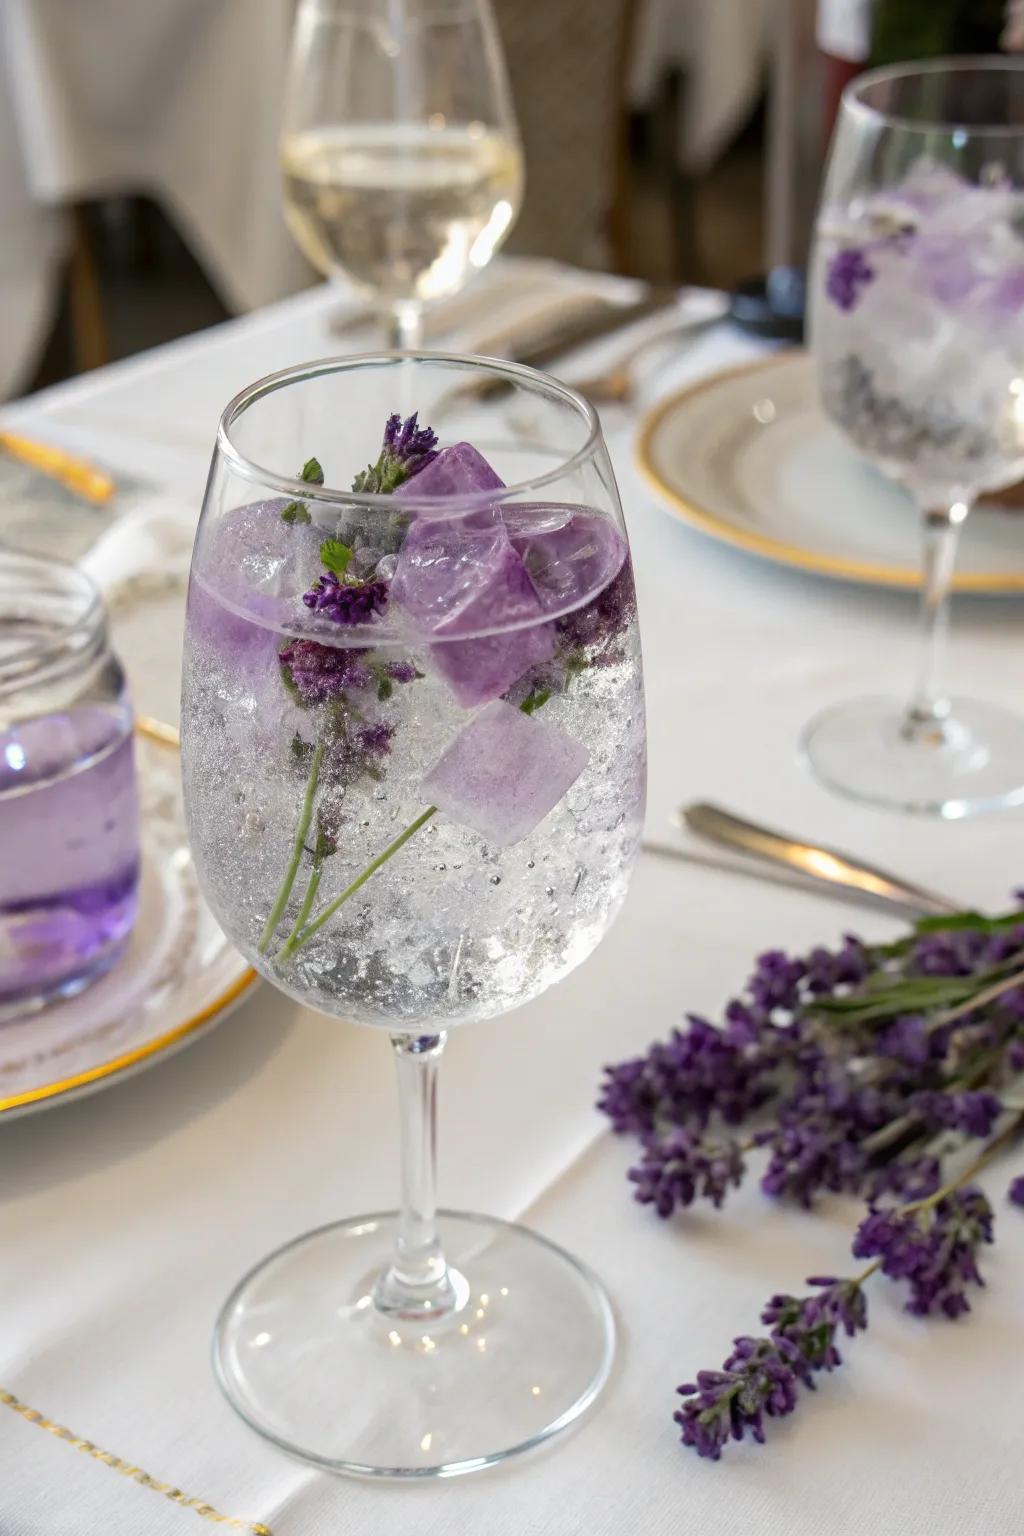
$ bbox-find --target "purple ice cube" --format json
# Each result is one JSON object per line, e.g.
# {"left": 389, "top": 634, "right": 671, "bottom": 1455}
{"left": 391, "top": 514, "right": 555, "bottom": 708}
{"left": 510, "top": 507, "right": 626, "bottom": 616}
{"left": 394, "top": 442, "right": 505, "bottom": 502}
{"left": 189, "top": 498, "right": 323, "bottom": 677}
{"left": 421, "top": 699, "right": 589, "bottom": 846}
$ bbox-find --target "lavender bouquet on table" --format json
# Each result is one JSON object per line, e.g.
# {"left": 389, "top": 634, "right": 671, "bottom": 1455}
{"left": 600, "top": 907, "right": 1024, "bottom": 1459}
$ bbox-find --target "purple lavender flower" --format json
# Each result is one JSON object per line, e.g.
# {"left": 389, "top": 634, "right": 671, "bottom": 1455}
{"left": 385, "top": 660, "right": 419, "bottom": 683}
{"left": 911, "top": 1089, "right": 1003, "bottom": 1140}
{"left": 357, "top": 721, "right": 394, "bottom": 759}
{"left": 748, "top": 950, "right": 807, "bottom": 1013}
{"left": 352, "top": 412, "right": 439, "bottom": 494}
{"left": 826, "top": 247, "right": 876, "bottom": 311}
{"left": 628, "top": 1129, "right": 746, "bottom": 1215}
{"left": 1000, "top": 989, "right": 1024, "bottom": 1024}
{"left": 852, "top": 1187, "right": 994, "bottom": 1318}
{"left": 878, "top": 1013, "right": 933, "bottom": 1067}
{"left": 802, "top": 936, "right": 872, "bottom": 995}
{"left": 675, "top": 1337, "right": 800, "bottom": 1459}
{"left": 303, "top": 572, "right": 389, "bottom": 626}
{"left": 1008, "top": 1175, "right": 1024, "bottom": 1208}
{"left": 597, "top": 1014, "right": 776, "bottom": 1136}
{"left": 761, "top": 1277, "right": 868, "bottom": 1380}
{"left": 759, "top": 1118, "right": 866, "bottom": 1207}
{"left": 556, "top": 562, "right": 637, "bottom": 660}
{"left": 1009, "top": 1038, "right": 1024, "bottom": 1072}
{"left": 596, "top": 1054, "right": 661, "bottom": 1136}
{"left": 279, "top": 639, "right": 372, "bottom": 705}
{"left": 867, "top": 1155, "right": 942, "bottom": 1204}
{"left": 911, "top": 928, "right": 990, "bottom": 977}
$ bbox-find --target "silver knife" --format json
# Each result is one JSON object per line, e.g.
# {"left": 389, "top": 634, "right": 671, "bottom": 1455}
{"left": 678, "top": 802, "right": 959, "bottom": 920}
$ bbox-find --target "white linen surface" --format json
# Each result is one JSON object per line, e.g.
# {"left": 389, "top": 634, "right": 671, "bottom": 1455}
{"left": 2, "top": 265, "right": 1024, "bottom": 1535}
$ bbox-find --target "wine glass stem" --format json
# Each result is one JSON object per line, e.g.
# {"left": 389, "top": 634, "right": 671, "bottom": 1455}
{"left": 903, "top": 501, "right": 968, "bottom": 737}
{"left": 388, "top": 302, "right": 424, "bottom": 351}
{"left": 374, "top": 1031, "right": 457, "bottom": 1319}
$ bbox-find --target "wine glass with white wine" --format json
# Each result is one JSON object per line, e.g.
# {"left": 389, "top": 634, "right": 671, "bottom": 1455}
{"left": 281, "top": 0, "right": 524, "bottom": 348}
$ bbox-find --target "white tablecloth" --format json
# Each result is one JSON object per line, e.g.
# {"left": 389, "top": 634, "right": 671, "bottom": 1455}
{"left": 2, "top": 270, "right": 1024, "bottom": 1534}
{"left": 0, "top": 0, "right": 310, "bottom": 398}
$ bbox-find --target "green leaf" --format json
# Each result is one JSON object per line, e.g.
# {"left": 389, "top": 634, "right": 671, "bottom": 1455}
{"left": 280, "top": 500, "right": 312, "bottom": 524}
{"left": 520, "top": 687, "right": 552, "bottom": 716}
{"left": 281, "top": 456, "right": 323, "bottom": 522}
{"left": 352, "top": 457, "right": 383, "bottom": 494}
{"left": 913, "top": 910, "right": 1024, "bottom": 937}
{"left": 320, "top": 538, "right": 353, "bottom": 576}
{"left": 376, "top": 676, "right": 393, "bottom": 702}
{"left": 279, "top": 662, "right": 307, "bottom": 707}
{"left": 351, "top": 452, "right": 410, "bottom": 496}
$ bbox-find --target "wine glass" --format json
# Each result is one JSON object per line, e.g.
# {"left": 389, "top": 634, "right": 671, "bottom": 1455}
{"left": 280, "top": 0, "right": 524, "bottom": 349}
{"left": 805, "top": 58, "right": 1024, "bottom": 816}
{"left": 180, "top": 352, "right": 646, "bottom": 1475}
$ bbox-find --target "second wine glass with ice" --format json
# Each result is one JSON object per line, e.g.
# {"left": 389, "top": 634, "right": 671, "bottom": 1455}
{"left": 281, "top": 0, "right": 523, "bottom": 348}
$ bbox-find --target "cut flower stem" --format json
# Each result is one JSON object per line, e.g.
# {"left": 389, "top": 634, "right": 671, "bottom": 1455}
{"left": 258, "top": 739, "right": 325, "bottom": 953}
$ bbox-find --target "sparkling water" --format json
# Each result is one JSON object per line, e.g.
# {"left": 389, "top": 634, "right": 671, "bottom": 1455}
{"left": 0, "top": 705, "right": 140, "bottom": 1012}
{"left": 812, "top": 159, "right": 1024, "bottom": 504}
{"left": 181, "top": 507, "right": 646, "bottom": 1030}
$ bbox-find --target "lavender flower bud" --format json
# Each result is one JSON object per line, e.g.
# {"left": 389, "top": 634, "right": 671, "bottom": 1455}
{"left": 628, "top": 1130, "right": 745, "bottom": 1216}
{"left": 302, "top": 572, "right": 389, "bottom": 626}
{"left": 825, "top": 247, "right": 876, "bottom": 311}
{"left": 675, "top": 1337, "right": 800, "bottom": 1459}
{"left": 853, "top": 1187, "right": 994, "bottom": 1318}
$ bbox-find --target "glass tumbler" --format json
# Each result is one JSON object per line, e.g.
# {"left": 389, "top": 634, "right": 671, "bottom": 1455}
{"left": 0, "top": 549, "right": 140, "bottom": 1020}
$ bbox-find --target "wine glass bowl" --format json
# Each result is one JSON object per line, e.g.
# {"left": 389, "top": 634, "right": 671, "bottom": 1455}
{"left": 804, "top": 58, "right": 1024, "bottom": 816}
{"left": 280, "top": 0, "right": 523, "bottom": 347}
{"left": 180, "top": 352, "right": 645, "bottom": 1474}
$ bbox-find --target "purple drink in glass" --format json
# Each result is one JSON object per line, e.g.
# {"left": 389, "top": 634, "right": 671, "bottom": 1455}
{"left": 0, "top": 552, "right": 141, "bottom": 1019}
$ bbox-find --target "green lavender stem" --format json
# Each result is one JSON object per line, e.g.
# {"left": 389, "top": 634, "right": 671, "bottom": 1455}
{"left": 274, "top": 688, "right": 566, "bottom": 967}
{"left": 277, "top": 806, "right": 438, "bottom": 963}
{"left": 258, "top": 739, "right": 325, "bottom": 953}
{"left": 273, "top": 855, "right": 326, "bottom": 963}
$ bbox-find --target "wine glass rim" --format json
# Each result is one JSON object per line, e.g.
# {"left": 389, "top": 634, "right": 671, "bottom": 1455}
{"left": 216, "top": 351, "right": 603, "bottom": 513}
{"left": 843, "top": 55, "right": 1024, "bottom": 137}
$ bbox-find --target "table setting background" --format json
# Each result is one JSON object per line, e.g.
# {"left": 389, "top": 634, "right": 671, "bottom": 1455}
{"left": 2, "top": 256, "right": 1023, "bottom": 1533}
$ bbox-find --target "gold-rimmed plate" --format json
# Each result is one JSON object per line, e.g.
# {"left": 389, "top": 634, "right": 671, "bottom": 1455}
{"left": 636, "top": 350, "right": 1024, "bottom": 593}
{"left": 0, "top": 721, "right": 258, "bottom": 1120}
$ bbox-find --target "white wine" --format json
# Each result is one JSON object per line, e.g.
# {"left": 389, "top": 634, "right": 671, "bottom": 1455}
{"left": 281, "top": 123, "right": 523, "bottom": 304}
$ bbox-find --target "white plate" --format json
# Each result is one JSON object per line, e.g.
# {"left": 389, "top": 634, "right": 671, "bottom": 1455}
{"left": 0, "top": 723, "right": 257, "bottom": 1119}
{"left": 636, "top": 350, "right": 1024, "bottom": 592}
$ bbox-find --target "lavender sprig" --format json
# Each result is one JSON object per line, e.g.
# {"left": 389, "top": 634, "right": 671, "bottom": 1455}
{"left": 852, "top": 1187, "right": 994, "bottom": 1319}
{"left": 352, "top": 411, "right": 438, "bottom": 494}
{"left": 599, "top": 903, "right": 1024, "bottom": 1460}
{"left": 671, "top": 1109, "right": 1023, "bottom": 1459}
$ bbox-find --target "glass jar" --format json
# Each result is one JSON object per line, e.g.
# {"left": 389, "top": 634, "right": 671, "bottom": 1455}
{"left": 0, "top": 549, "right": 140, "bottom": 1019}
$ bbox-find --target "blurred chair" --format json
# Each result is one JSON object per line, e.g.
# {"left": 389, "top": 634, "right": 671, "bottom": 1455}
{"left": 492, "top": 0, "right": 637, "bottom": 270}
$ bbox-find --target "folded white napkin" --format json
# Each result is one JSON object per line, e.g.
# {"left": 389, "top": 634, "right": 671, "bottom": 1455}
{"left": 80, "top": 493, "right": 197, "bottom": 608}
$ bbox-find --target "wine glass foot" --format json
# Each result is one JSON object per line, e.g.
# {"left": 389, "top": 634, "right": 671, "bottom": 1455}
{"left": 800, "top": 695, "right": 1024, "bottom": 817}
{"left": 213, "top": 1210, "right": 615, "bottom": 1477}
